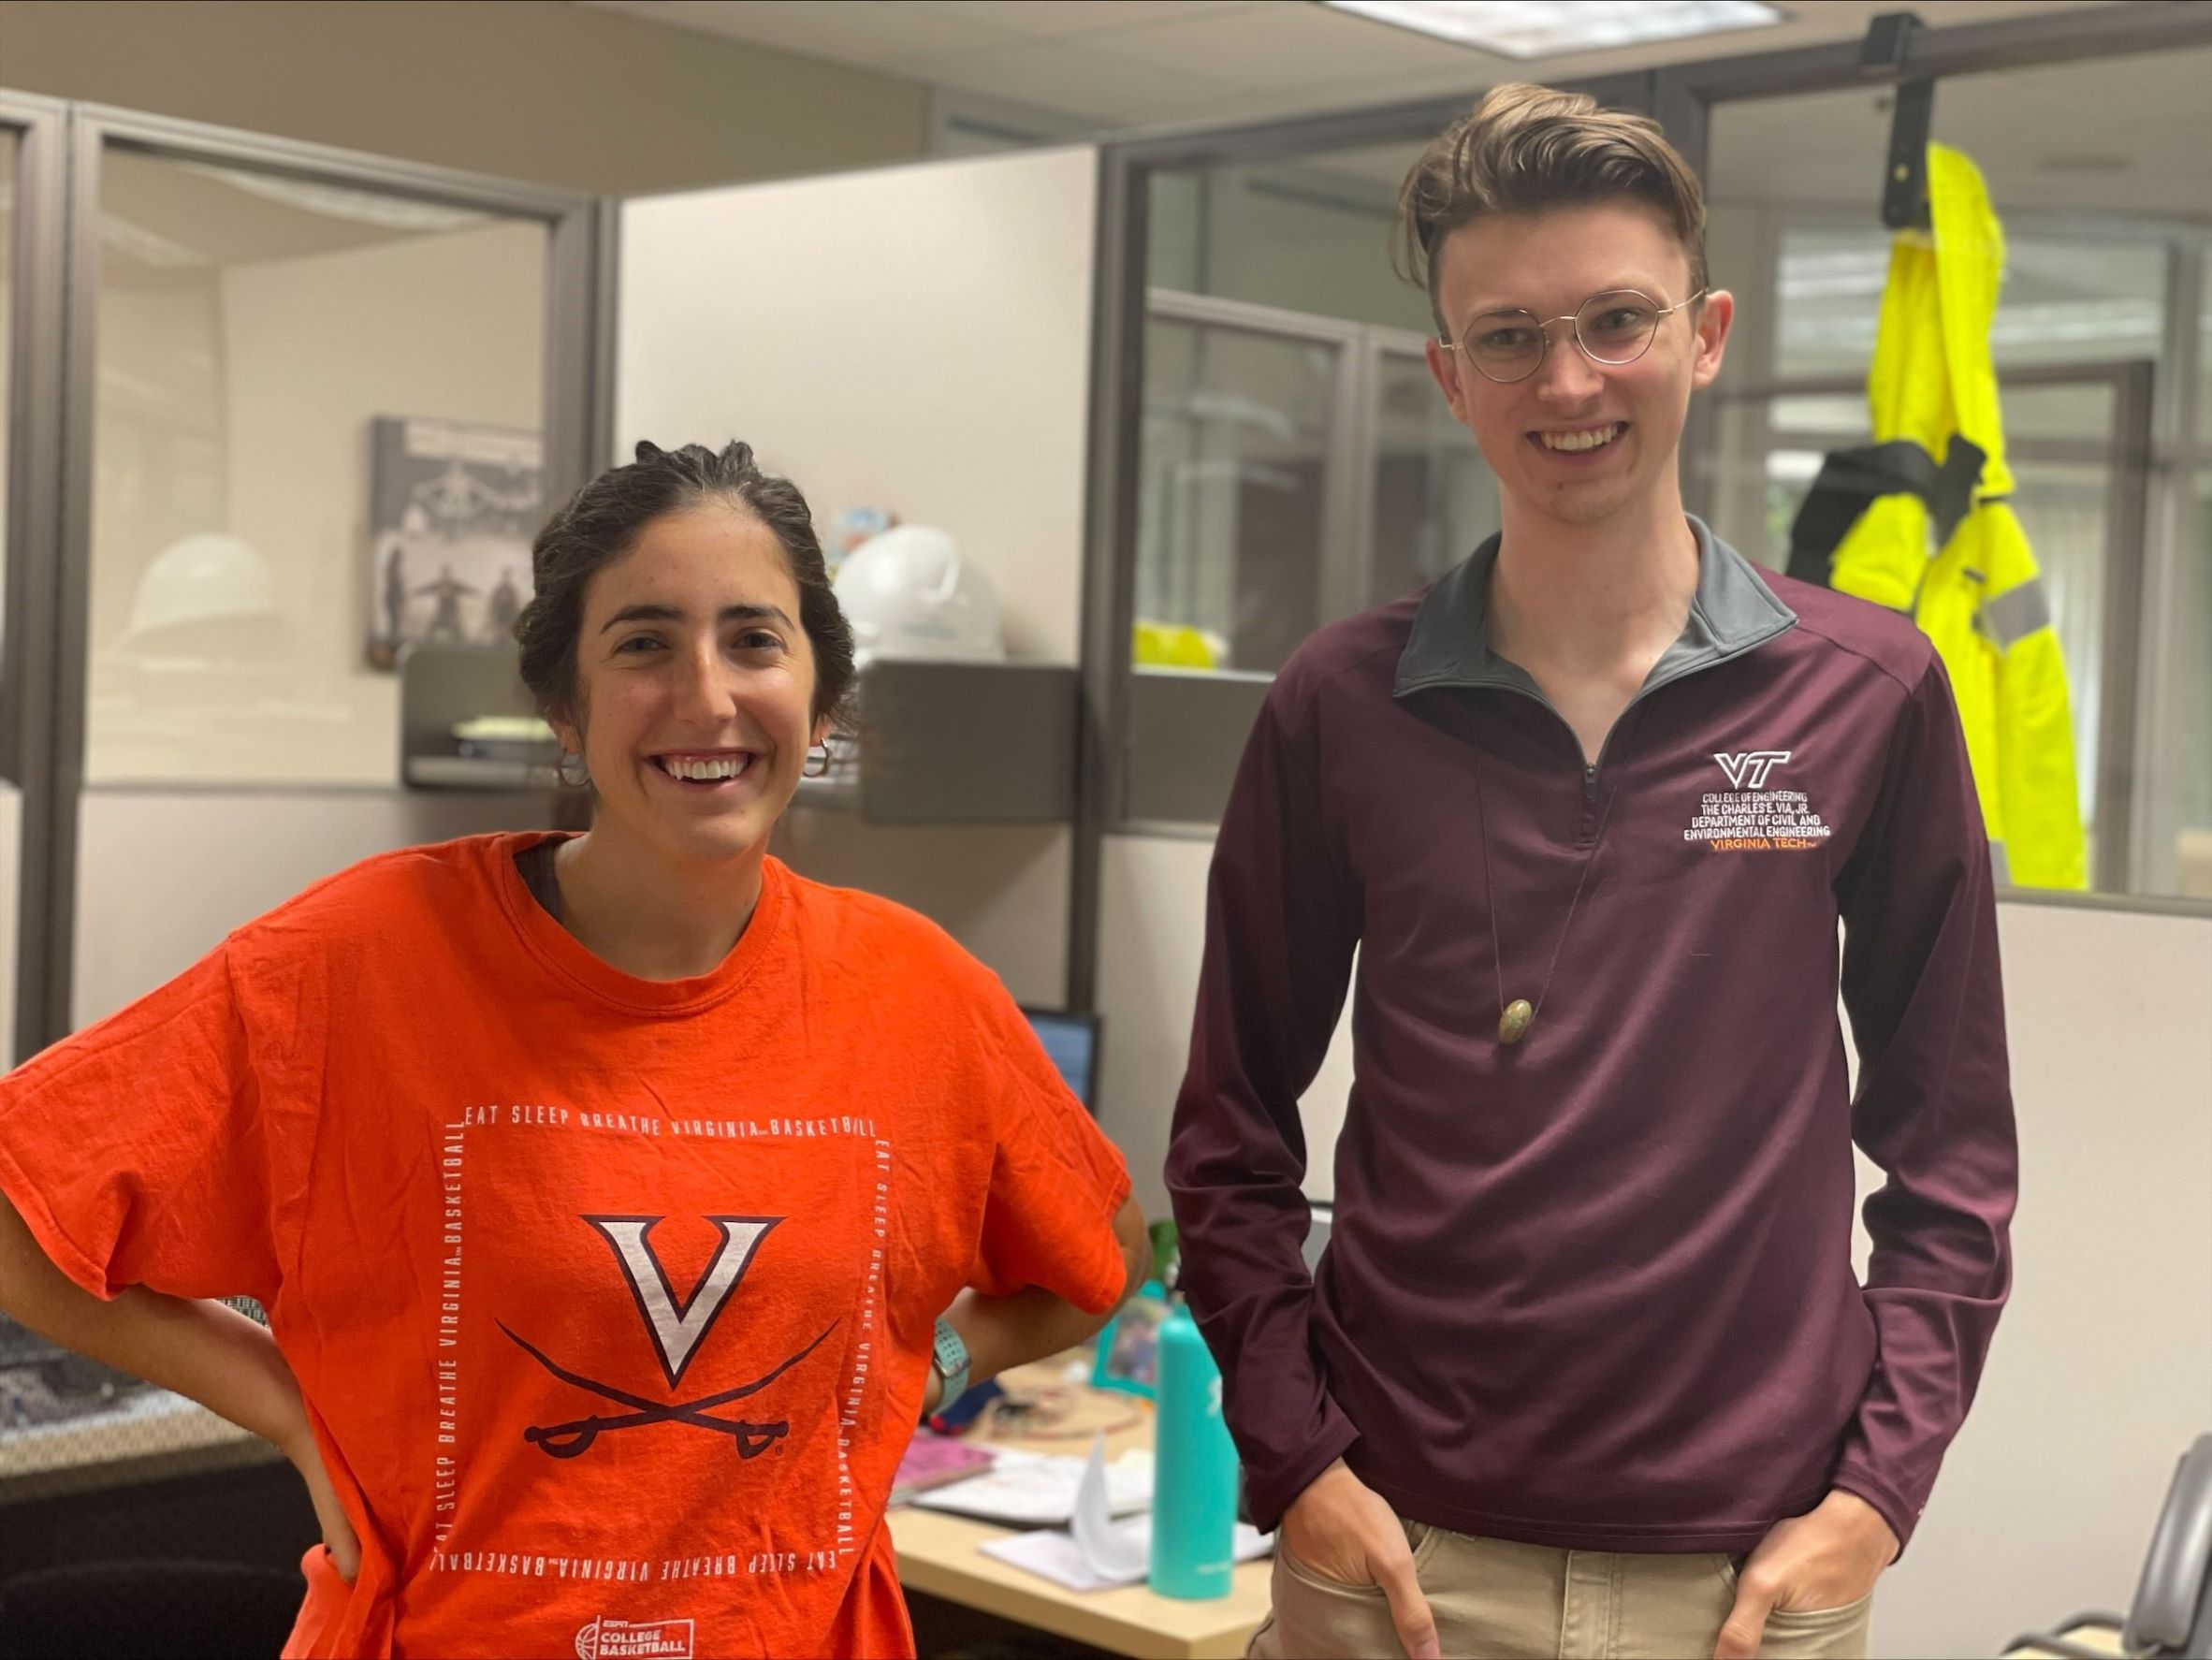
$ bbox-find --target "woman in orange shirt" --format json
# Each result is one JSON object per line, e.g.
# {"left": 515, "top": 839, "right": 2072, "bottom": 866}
{"left": 0, "top": 440, "right": 1148, "bottom": 1658}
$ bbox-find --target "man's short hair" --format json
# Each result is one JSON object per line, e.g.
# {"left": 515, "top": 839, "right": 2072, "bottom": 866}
{"left": 1396, "top": 82, "right": 1709, "bottom": 337}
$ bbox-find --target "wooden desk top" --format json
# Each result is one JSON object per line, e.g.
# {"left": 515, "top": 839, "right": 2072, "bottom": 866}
{"left": 4, "top": 1363, "right": 1278, "bottom": 1657}
{"left": 0, "top": 1392, "right": 279, "bottom": 1505}
{"left": 888, "top": 1360, "right": 1272, "bottom": 1660}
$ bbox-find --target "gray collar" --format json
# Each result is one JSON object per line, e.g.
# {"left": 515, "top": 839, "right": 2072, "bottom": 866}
{"left": 1393, "top": 515, "right": 1797, "bottom": 702}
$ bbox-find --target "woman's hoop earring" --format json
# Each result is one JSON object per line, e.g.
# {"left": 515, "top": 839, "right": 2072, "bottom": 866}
{"left": 555, "top": 750, "right": 590, "bottom": 789}
{"left": 802, "top": 743, "right": 833, "bottom": 779}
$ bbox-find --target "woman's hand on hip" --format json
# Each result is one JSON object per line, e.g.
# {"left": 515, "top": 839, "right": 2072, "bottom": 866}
{"left": 282, "top": 1425, "right": 362, "bottom": 1586}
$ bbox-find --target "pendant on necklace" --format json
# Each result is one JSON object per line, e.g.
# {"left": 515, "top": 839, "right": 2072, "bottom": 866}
{"left": 1498, "top": 998, "right": 1534, "bottom": 1045}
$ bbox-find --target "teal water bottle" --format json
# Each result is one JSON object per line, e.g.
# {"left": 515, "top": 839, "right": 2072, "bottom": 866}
{"left": 1149, "top": 1277, "right": 1240, "bottom": 1600}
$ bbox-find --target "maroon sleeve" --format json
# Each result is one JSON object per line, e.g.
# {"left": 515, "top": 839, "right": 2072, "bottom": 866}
{"left": 1830, "top": 653, "right": 2018, "bottom": 1553}
{"left": 1165, "top": 684, "right": 1362, "bottom": 1533}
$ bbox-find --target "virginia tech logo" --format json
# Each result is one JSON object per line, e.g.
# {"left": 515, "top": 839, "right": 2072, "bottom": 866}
{"left": 1713, "top": 750, "right": 1792, "bottom": 790}
{"left": 499, "top": 1215, "right": 836, "bottom": 1461}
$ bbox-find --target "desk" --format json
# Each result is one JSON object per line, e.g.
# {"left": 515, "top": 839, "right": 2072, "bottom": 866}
{"left": 0, "top": 1391, "right": 277, "bottom": 1506}
{"left": 4, "top": 1367, "right": 1275, "bottom": 1657}
{"left": 888, "top": 1361, "right": 1272, "bottom": 1660}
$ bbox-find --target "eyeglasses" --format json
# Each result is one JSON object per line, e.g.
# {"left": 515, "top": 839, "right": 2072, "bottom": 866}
{"left": 1440, "top": 288, "right": 1708, "bottom": 385}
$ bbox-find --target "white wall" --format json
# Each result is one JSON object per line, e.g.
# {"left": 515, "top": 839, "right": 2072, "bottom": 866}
{"left": 617, "top": 146, "right": 1098, "bottom": 664}
{"left": 70, "top": 790, "right": 565, "bottom": 1027}
{"left": 1094, "top": 831, "right": 1355, "bottom": 1218}
{"left": 1881, "top": 899, "right": 2212, "bottom": 1656}
{"left": 1097, "top": 826, "right": 2212, "bottom": 1658}
{"left": 617, "top": 147, "right": 1099, "bottom": 1001}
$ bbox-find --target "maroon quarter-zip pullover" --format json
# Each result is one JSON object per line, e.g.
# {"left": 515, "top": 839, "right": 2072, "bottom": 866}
{"left": 1166, "top": 519, "right": 2016, "bottom": 1555}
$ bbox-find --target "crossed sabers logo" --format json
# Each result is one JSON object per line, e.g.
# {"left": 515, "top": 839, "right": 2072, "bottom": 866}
{"left": 500, "top": 1215, "right": 836, "bottom": 1462}
{"left": 1713, "top": 750, "right": 1792, "bottom": 790}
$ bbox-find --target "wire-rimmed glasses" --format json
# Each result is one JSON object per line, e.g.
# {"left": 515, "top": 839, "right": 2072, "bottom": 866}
{"left": 1440, "top": 288, "right": 1708, "bottom": 385}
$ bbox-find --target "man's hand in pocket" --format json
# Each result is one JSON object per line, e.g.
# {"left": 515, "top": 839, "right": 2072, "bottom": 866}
{"left": 1281, "top": 1460, "right": 1439, "bottom": 1659}
{"left": 1713, "top": 1489, "right": 1895, "bottom": 1660}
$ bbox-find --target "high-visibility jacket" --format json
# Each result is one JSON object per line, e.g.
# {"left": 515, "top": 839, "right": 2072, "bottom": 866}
{"left": 1789, "top": 143, "right": 2087, "bottom": 889}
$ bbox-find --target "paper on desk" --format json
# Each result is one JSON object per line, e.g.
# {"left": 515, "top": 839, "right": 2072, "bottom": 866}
{"left": 1070, "top": 1431, "right": 1147, "bottom": 1579}
{"left": 982, "top": 1430, "right": 1271, "bottom": 1593}
{"left": 979, "top": 1518, "right": 1273, "bottom": 1594}
{"left": 909, "top": 1444, "right": 1154, "bottom": 1527}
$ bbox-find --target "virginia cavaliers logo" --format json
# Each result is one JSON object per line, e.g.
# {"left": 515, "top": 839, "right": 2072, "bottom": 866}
{"left": 498, "top": 1214, "right": 836, "bottom": 1461}
{"left": 587, "top": 1215, "right": 773, "bottom": 1389}
{"left": 1713, "top": 750, "right": 1792, "bottom": 790}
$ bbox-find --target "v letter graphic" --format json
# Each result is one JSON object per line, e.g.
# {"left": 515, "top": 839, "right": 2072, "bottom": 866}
{"left": 1714, "top": 750, "right": 1792, "bottom": 790}
{"left": 584, "top": 1215, "right": 779, "bottom": 1389}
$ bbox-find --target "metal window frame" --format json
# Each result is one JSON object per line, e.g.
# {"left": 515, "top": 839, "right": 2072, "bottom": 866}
{"left": 1137, "top": 285, "right": 1474, "bottom": 756}
{"left": 2140, "top": 235, "right": 2208, "bottom": 896}
{"left": 2, "top": 92, "right": 71, "bottom": 1066}
{"left": 12, "top": 101, "right": 604, "bottom": 1060}
{"left": 1145, "top": 287, "right": 1372, "bottom": 631}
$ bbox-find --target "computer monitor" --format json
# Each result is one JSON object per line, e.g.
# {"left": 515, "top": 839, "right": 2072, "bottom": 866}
{"left": 1022, "top": 1007, "right": 1101, "bottom": 1112}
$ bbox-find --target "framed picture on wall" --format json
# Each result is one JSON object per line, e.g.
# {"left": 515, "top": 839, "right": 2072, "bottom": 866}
{"left": 366, "top": 415, "right": 544, "bottom": 670}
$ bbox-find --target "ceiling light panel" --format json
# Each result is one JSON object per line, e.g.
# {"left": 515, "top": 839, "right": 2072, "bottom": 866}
{"left": 1323, "top": 1, "right": 1787, "bottom": 60}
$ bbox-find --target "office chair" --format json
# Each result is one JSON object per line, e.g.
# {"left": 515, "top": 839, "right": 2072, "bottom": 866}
{"left": 0, "top": 1558, "right": 300, "bottom": 1659}
{"left": 2005, "top": 1434, "right": 2212, "bottom": 1659}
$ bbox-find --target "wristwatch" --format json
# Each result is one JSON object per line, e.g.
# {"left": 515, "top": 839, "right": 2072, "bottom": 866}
{"left": 927, "top": 1316, "right": 970, "bottom": 1418}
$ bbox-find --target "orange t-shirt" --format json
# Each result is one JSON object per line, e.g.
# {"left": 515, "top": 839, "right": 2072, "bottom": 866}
{"left": 0, "top": 834, "right": 1131, "bottom": 1658}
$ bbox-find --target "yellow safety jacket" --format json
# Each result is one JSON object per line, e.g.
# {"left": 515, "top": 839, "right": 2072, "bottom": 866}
{"left": 1788, "top": 143, "right": 2088, "bottom": 889}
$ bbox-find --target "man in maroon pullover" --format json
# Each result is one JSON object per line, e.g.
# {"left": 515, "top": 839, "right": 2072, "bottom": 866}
{"left": 1166, "top": 83, "right": 2015, "bottom": 1660}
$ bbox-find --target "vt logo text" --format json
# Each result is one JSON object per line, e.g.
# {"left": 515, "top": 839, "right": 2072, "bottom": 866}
{"left": 1713, "top": 750, "right": 1792, "bottom": 790}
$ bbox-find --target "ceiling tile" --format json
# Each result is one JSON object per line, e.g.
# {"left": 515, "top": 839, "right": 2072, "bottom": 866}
{"left": 585, "top": 0, "right": 1018, "bottom": 66}
{"left": 1079, "top": 3, "right": 1483, "bottom": 89}
{"left": 909, "top": 1, "right": 1267, "bottom": 41}
{"left": 918, "top": 39, "right": 1244, "bottom": 126}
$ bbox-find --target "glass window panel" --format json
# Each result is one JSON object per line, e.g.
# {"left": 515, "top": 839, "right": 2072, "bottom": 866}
{"left": 1137, "top": 317, "right": 1340, "bottom": 674}
{"left": 1710, "top": 49, "right": 2205, "bottom": 386}
{"left": 1369, "top": 350, "right": 1497, "bottom": 605}
{"left": 1704, "top": 46, "right": 2212, "bottom": 896}
{"left": 1765, "top": 224, "right": 2169, "bottom": 386}
{"left": 2199, "top": 283, "right": 2212, "bottom": 441}
{"left": 1768, "top": 393, "right": 1870, "bottom": 437}
{"left": 1147, "top": 145, "right": 1434, "bottom": 336}
{"left": 1708, "top": 385, "right": 2121, "bottom": 852}
{"left": 84, "top": 149, "right": 548, "bottom": 786}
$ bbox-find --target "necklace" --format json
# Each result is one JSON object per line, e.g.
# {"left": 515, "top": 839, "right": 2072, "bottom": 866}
{"left": 1466, "top": 706, "right": 1644, "bottom": 1046}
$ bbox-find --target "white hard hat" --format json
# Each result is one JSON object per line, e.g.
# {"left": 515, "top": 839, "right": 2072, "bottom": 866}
{"left": 127, "top": 532, "right": 280, "bottom": 637}
{"left": 833, "top": 525, "right": 1006, "bottom": 667}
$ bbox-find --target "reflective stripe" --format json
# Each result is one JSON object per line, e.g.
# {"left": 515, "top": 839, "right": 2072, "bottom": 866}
{"left": 1989, "top": 840, "right": 2011, "bottom": 886}
{"left": 1978, "top": 577, "right": 2052, "bottom": 649}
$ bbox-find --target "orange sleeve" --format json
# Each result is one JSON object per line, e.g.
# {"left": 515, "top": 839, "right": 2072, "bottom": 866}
{"left": 967, "top": 997, "right": 1133, "bottom": 1316}
{"left": 0, "top": 943, "right": 287, "bottom": 1305}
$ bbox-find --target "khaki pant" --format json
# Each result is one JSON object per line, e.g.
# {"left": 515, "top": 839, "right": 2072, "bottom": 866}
{"left": 1248, "top": 1522, "right": 1873, "bottom": 1660}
